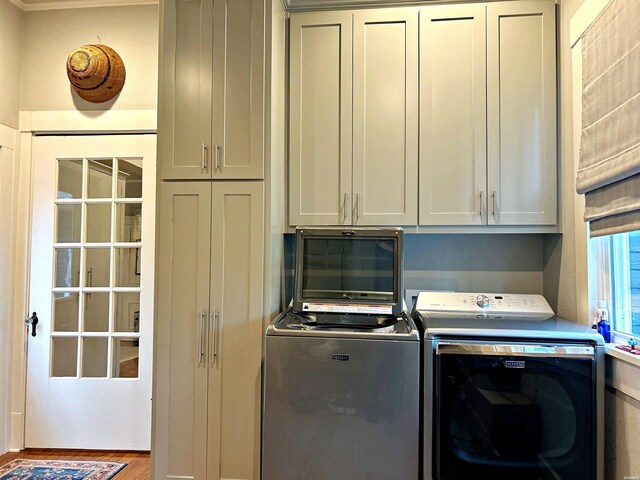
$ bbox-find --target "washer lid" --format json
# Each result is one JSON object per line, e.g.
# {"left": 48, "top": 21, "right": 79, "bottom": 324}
{"left": 267, "top": 309, "right": 420, "bottom": 341}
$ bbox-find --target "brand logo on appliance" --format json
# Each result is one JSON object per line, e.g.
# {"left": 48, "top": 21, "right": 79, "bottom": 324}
{"left": 504, "top": 360, "right": 525, "bottom": 369}
{"left": 332, "top": 354, "right": 350, "bottom": 361}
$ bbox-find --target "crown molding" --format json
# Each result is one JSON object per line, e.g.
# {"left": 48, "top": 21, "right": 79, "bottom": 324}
{"left": 9, "top": 0, "right": 157, "bottom": 12}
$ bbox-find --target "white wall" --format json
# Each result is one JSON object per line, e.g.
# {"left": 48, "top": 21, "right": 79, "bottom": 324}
{"left": 0, "top": 131, "right": 19, "bottom": 456}
{"left": 0, "top": 0, "right": 24, "bottom": 128}
{"left": 20, "top": 4, "right": 158, "bottom": 112}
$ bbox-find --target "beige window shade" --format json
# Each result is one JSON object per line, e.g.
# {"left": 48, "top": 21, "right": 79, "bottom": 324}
{"left": 577, "top": 0, "right": 640, "bottom": 237}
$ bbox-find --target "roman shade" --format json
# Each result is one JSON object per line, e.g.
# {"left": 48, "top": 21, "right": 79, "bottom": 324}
{"left": 576, "top": 0, "right": 640, "bottom": 237}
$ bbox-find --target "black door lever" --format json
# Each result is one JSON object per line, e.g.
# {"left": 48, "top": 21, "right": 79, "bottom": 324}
{"left": 25, "top": 312, "right": 39, "bottom": 337}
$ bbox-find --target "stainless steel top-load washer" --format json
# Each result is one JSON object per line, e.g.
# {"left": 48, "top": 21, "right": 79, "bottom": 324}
{"left": 262, "top": 228, "right": 420, "bottom": 480}
{"left": 413, "top": 292, "right": 605, "bottom": 480}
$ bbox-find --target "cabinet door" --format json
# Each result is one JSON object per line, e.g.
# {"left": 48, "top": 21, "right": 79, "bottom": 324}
{"left": 154, "top": 182, "right": 212, "bottom": 479}
{"left": 158, "top": 0, "right": 213, "bottom": 180}
{"left": 289, "top": 12, "right": 353, "bottom": 226}
{"left": 208, "top": 182, "right": 264, "bottom": 480}
{"left": 353, "top": 9, "right": 418, "bottom": 225}
{"left": 487, "top": 0, "right": 557, "bottom": 225}
{"left": 419, "top": 5, "right": 486, "bottom": 226}
{"left": 212, "top": 0, "right": 265, "bottom": 179}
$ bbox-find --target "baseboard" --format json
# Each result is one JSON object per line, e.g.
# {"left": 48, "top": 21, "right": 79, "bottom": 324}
{"left": 10, "top": 412, "right": 22, "bottom": 451}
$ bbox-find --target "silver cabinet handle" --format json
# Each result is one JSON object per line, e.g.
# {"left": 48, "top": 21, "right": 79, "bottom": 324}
{"left": 355, "top": 193, "right": 360, "bottom": 222}
{"left": 198, "top": 307, "right": 206, "bottom": 365}
{"left": 342, "top": 193, "right": 348, "bottom": 222}
{"left": 201, "top": 143, "right": 208, "bottom": 172}
{"left": 212, "top": 307, "right": 219, "bottom": 366}
{"left": 479, "top": 191, "right": 484, "bottom": 219}
{"left": 491, "top": 191, "right": 497, "bottom": 217}
{"left": 215, "top": 143, "right": 222, "bottom": 171}
{"left": 209, "top": 307, "right": 218, "bottom": 366}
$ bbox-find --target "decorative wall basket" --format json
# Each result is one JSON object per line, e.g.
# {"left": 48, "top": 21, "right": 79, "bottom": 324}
{"left": 66, "top": 44, "right": 126, "bottom": 103}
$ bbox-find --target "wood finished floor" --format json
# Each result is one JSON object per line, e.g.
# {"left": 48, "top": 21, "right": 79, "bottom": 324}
{"left": 0, "top": 449, "right": 150, "bottom": 479}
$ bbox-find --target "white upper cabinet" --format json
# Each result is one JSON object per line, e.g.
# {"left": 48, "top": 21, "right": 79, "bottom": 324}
{"left": 158, "top": 0, "right": 213, "bottom": 180}
{"left": 288, "top": 0, "right": 557, "bottom": 229}
{"left": 289, "top": 9, "right": 417, "bottom": 226}
{"left": 212, "top": 0, "right": 265, "bottom": 179}
{"left": 419, "top": 4, "right": 486, "bottom": 226}
{"left": 487, "top": 0, "right": 557, "bottom": 225}
{"left": 289, "top": 12, "right": 353, "bottom": 226}
{"left": 353, "top": 9, "right": 418, "bottom": 225}
{"left": 159, "top": 0, "right": 264, "bottom": 180}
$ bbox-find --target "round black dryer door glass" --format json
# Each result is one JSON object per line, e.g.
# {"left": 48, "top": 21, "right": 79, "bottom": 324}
{"left": 434, "top": 343, "right": 596, "bottom": 480}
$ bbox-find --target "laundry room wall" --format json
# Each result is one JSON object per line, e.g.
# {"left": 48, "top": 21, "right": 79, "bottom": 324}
{"left": 0, "top": 0, "right": 24, "bottom": 455}
{"left": 19, "top": 4, "right": 158, "bottom": 112}
{"left": 0, "top": 0, "right": 23, "bottom": 129}
{"left": 282, "top": 233, "right": 545, "bottom": 309}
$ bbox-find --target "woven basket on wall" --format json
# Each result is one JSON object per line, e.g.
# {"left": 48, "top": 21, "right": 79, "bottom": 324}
{"left": 66, "top": 44, "right": 126, "bottom": 103}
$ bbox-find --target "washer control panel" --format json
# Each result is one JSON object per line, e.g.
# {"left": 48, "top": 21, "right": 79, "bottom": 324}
{"left": 415, "top": 292, "right": 554, "bottom": 316}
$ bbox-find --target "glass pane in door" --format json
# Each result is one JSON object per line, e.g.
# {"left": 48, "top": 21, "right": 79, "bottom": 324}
{"left": 115, "top": 248, "right": 140, "bottom": 287}
{"left": 84, "top": 292, "right": 110, "bottom": 332}
{"left": 86, "top": 203, "right": 112, "bottom": 243}
{"left": 115, "top": 203, "right": 142, "bottom": 242}
{"left": 88, "top": 159, "right": 113, "bottom": 198}
{"left": 54, "top": 248, "right": 80, "bottom": 288}
{"left": 57, "top": 160, "right": 83, "bottom": 199}
{"left": 113, "top": 338, "right": 139, "bottom": 378}
{"left": 84, "top": 248, "right": 111, "bottom": 287}
{"left": 56, "top": 204, "right": 82, "bottom": 243}
{"left": 113, "top": 292, "right": 140, "bottom": 332}
{"left": 82, "top": 337, "right": 108, "bottom": 377}
{"left": 53, "top": 293, "right": 79, "bottom": 332}
{"left": 51, "top": 337, "right": 78, "bottom": 377}
{"left": 117, "top": 159, "right": 143, "bottom": 198}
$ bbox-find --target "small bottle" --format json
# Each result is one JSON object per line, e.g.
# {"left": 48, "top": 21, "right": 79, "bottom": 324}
{"left": 597, "top": 300, "right": 609, "bottom": 324}
{"left": 596, "top": 300, "right": 611, "bottom": 343}
{"left": 591, "top": 313, "right": 599, "bottom": 330}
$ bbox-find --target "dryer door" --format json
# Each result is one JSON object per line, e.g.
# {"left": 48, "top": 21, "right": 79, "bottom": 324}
{"left": 433, "top": 342, "right": 596, "bottom": 480}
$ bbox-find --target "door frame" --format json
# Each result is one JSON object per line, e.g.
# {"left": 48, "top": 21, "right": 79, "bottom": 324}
{"left": 8, "top": 109, "right": 156, "bottom": 452}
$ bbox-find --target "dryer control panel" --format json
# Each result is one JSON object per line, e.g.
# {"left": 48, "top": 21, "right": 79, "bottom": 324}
{"left": 415, "top": 292, "right": 554, "bottom": 316}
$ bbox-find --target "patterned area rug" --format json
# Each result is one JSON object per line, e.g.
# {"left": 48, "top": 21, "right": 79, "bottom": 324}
{"left": 0, "top": 459, "right": 126, "bottom": 479}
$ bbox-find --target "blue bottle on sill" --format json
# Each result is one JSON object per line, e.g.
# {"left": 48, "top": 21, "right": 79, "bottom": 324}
{"left": 597, "top": 317, "right": 611, "bottom": 343}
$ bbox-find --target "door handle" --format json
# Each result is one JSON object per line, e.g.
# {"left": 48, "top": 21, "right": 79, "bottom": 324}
{"left": 215, "top": 143, "right": 222, "bottom": 171}
{"left": 201, "top": 143, "right": 208, "bottom": 172}
{"left": 198, "top": 307, "right": 206, "bottom": 365}
{"left": 491, "top": 191, "right": 497, "bottom": 217}
{"left": 210, "top": 307, "right": 219, "bottom": 366}
{"left": 342, "top": 193, "right": 348, "bottom": 222}
{"left": 25, "top": 312, "right": 39, "bottom": 337}
{"left": 479, "top": 191, "right": 484, "bottom": 219}
{"left": 354, "top": 193, "right": 360, "bottom": 223}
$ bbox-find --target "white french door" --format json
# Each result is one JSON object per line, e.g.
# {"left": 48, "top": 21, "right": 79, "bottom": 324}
{"left": 25, "top": 134, "right": 156, "bottom": 449}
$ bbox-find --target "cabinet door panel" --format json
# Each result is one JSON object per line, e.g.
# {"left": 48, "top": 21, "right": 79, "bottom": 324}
{"left": 208, "top": 182, "right": 264, "bottom": 480}
{"left": 487, "top": 0, "right": 557, "bottom": 225}
{"left": 289, "top": 12, "right": 353, "bottom": 226}
{"left": 353, "top": 9, "right": 418, "bottom": 226}
{"left": 159, "top": 0, "right": 213, "bottom": 179}
{"left": 213, "top": 0, "right": 264, "bottom": 179}
{"left": 154, "top": 182, "right": 211, "bottom": 479}
{"left": 420, "top": 5, "right": 486, "bottom": 226}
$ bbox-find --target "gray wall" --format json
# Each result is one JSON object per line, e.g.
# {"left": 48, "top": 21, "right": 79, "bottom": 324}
{"left": 284, "top": 233, "right": 545, "bottom": 306}
{"left": 0, "top": 0, "right": 23, "bottom": 128}
{"left": 20, "top": 5, "right": 158, "bottom": 112}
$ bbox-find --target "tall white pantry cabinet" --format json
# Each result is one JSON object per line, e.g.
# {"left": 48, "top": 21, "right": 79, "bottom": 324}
{"left": 153, "top": 0, "right": 266, "bottom": 477}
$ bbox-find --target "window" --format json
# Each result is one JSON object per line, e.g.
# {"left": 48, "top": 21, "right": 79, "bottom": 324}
{"left": 591, "top": 231, "right": 640, "bottom": 337}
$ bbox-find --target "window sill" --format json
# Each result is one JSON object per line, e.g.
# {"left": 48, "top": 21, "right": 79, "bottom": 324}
{"left": 605, "top": 345, "right": 640, "bottom": 402}
{"left": 605, "top": 344, "right": 640, "bottom": 368}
